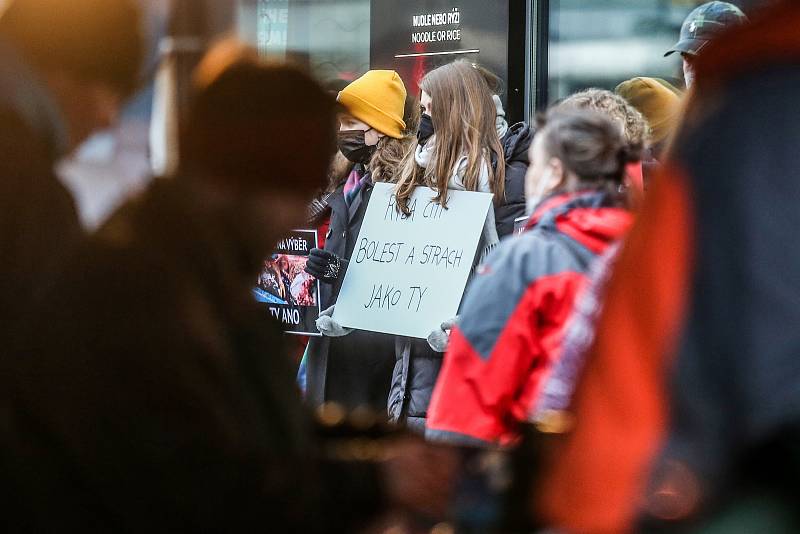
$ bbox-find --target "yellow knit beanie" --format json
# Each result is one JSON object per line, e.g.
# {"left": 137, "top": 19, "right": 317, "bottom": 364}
{"left": 615, "top": 77, "right": 681, "bottom": 146}
{"left": 337, "top": 70, "right": 407, "bottom": 139}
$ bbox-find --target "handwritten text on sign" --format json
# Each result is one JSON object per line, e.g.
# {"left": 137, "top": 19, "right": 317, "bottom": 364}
{"left": 333, "top": 183, "right": 492, "bottom": 338}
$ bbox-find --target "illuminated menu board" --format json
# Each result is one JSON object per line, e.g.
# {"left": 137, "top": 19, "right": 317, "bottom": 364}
{"left": 370, "top": 0, "right": 510, "bottom": 105}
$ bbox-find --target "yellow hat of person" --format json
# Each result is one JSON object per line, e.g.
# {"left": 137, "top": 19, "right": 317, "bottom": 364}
{"left": 338, "top": 70, "right": 407, "bottom": 139}
{"left": 615, "top": 77, "right": 681, "bottom": 146}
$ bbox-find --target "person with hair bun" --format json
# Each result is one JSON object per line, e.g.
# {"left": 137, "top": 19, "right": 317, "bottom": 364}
{"left": 426, "top": 109, "right": 637, "bottom": 446}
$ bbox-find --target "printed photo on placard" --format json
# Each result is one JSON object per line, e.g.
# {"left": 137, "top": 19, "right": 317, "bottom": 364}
{"left": 254, "top": 229, "right": 321, "bottom": 336}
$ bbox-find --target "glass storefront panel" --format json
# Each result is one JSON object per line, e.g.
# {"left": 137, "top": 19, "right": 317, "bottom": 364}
{"left": 547, "top": 0, "right": 694, "bottom": 102}
{"left": 235, "top": 1, "right": 769, "bottom": 118}
{"left": 546, "top": 0, "right": 763, "bottom": 104}
{"left": 237, "top": 0, "right": 370, "bottom": 89}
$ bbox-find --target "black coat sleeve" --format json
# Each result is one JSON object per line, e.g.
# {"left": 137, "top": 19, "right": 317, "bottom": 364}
{"left": 0, "top": 109, "right": 82, "bottom": 336}
{"left": 3, "top": 248, "right": 388, "bottom": 532}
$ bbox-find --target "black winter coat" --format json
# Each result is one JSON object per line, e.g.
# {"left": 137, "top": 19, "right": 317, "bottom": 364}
{"left": 305, "top": 176, "right": 396, "bottom": 411}
{"left": 495, "top": 122, "right": 534, "bottom": 238}
{"left": 0, "top": 178, "right": 384, "bottom": 532}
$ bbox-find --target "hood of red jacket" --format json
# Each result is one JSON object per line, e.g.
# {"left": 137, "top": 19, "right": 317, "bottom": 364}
{"left": 526, "top": 190, "right": 633, "bottom": 254}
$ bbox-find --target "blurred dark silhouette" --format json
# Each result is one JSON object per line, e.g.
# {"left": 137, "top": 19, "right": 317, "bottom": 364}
{"left": 0, "top": 0, "right": 143, "bottom": 349}
{"left": 0, "top": 41, "right": 420, "bottom": 531}
{"left": 537, "top": 3, "right": 800, "bottom": 532}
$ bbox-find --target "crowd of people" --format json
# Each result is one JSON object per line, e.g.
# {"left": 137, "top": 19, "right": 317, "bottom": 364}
{"left": 2, "top": 0, "right": 800, "bottom": 532}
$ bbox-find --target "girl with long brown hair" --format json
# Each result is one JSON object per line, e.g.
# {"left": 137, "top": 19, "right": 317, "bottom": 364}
{"left": 388, "top": 60, "right": 506, "bottom": 432}
{"left": 395, "top": 60, "right": 505, "bottom": 259}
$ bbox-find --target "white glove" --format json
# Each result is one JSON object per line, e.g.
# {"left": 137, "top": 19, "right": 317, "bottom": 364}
{"left": 316, "top": 305, "right": 354, "bottom": 337}
{"left": 427, "top": 317, "right": 458, "bottom": 353}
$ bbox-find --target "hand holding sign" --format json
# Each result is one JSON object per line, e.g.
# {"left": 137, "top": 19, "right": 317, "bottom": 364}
{"left": 305, "top": 248, "right": 347, "bottom": 284}
{"left": 315, "top": 305, "right": 354, "bottom": 337}
{"left": 427, "top": 316, "right": 459, "bottom": 352}
{"left": 332, "top": 183, "right": 492, "bottom": 339}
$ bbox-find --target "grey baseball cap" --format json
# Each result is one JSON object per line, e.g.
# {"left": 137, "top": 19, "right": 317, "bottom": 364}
{"left": 665, "top": 1, "right": 749, "bottom": 57}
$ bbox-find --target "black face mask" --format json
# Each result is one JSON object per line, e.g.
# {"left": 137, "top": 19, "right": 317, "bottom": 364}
{"left": 417, "top": 113, "right": 434, "bottom": 146}
{"left": 337, "top": 129, "right": 377, "bottom": 164}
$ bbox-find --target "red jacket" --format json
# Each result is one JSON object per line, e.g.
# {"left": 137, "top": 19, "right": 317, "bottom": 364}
{"left": 426, "top": 190, "right": 632, "bottom": 445}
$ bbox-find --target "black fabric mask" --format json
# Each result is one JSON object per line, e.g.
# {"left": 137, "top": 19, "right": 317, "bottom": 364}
{"left": 337, "top": 129, "right": 377, "bottom": 164}
{"left": 417, "top": 113, "right": 434, "bottom": 146}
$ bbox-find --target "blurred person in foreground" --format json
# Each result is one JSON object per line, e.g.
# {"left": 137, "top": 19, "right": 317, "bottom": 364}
{"left": 0, "top": 42, "right": 455, "bottom": 532}
{"left": 520, "top": 90, "right": 650, "bottom": 397}
{"left": 425, "top": 110, "right": 637, "bottom": 446}
{"left": 664, "top": 1, "right": 748, "bottom": 89}
{"left": 536, "top": 3, "right": 800, "bottom": 532}
{"left": 0, "top": 0, "right": 143, "bottom": 348}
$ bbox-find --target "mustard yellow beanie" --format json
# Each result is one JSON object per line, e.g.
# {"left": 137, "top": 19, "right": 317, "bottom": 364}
{"left": 337, "top": 70, "right": 407, "bottom": 139}
{"left": 615, "top": 77, "right": 681, "bottom": 146}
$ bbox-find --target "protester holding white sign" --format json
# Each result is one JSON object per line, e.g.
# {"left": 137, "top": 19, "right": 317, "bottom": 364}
{"left": 329, "top": 183, "right": 492, "bottom": 431}
{"left": 303, "top": 70, "right": 416, "bottom": 412}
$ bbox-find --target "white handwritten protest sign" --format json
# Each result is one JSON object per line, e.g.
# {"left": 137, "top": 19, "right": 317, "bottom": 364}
{"left": 332, "top": 183, "right": 492, "bottom": 338}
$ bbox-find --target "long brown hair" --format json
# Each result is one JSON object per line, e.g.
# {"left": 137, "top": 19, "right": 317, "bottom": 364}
{"left": 369, "top": 92, "right": 420, "bottom": 184}
{"left": 394, "top": 61, "right": 505, "bottom": 214}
